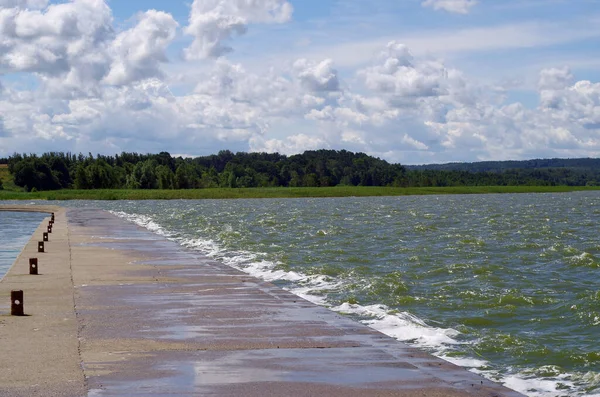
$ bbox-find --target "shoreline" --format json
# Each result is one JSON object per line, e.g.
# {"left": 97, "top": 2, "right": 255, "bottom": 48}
{"left": 1, "top": 185, "right": 599, "bottom": 201}
{"left": 0, "top": 205, "right": 525, "bottom": 396}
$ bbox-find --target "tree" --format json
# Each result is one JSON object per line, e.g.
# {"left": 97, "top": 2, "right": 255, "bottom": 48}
{"left": 156, "top": 165, "right": 175, "bottom": 189}
{"left": 73, "top": 165, "right": 90, "bottom": 189}
{"left": 12, "top": 158, "right": 61, "bottom": 191}
{"left": 199, "top": 167, "right": 219, "bottom": 188}
{"left": 174, "top": 163, "right": 198, "bottom": 189}
{"left": 129, "top": 160, "right": 158, "bottom": 189}
{"left": 155, "top": 152, "right": 176, "bottom": 171}
{"left": 86, "top": 161, "right": 114, "bottom": 189}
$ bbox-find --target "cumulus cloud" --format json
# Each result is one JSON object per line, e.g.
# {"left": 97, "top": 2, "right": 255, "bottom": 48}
{"left": 540, "top": 79, "right": 600, "bottom": 129}
{"left": 421, "top": 0, "right": 478, "bottom": 14}
{"left": 0, "top": 0, "right": 113, "bottom": 76}
{"left": 297, "top": 41, "right": 596, "bottom": 162}
{"left": 0, "top": 1, "right": 183, "bottom": 101}
{"left": 194, "top": 59, "right": 328, "bottom": 121}
{"left": 104, "top": 10, "right": 178, "bottom": 86}
{"left": 359, "top": 42, "right": 448, "bottom": 98}
{"left": 184, "top": 0, "right": 293, "bottom": 59}
{"left": 293, "top": 58, "right": 340, "bottom": 92}
{"left": 538, "top": 67, "right": 574, "bottom": 90}
{"left": 423, "top": 69, "right": 600, "bottom": 161}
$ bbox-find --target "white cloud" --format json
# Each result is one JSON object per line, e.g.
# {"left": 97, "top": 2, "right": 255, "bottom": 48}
{"left": 104, "top": 10, "right": 178, "bottom": 86}
{"left": 250, "top": 133, "right": 328, "bottom": 155}
{"left": 540, "top": 79, "right": 600, "bottom": 129}
{"left": 25, "top": 55, "right": 333, "bottom": 152}
{"left": 184, "top": 0, "right": 293, "bottom": 59}
{"left": 422, "top": 70, "right": 600, "bottom": 161}
{"left": 193, "top": 59, "right": 327, "bottom": 122}
{"left": 402, "top": 134, "right": 429, "bottom": 150}
{"left": 422, "top": 0, "right": 478, "bottom": 14}
{"left": 359, "top": 41, "right": 447, "bottom": 98}
{"left": 538, "top": 67, "right": 574, "bottom": 90}
{"left": 0, "top": 0, "right": 113, "bottom": 76}
{"left": 293, "top": 58, "right": 340, "bottom": 92}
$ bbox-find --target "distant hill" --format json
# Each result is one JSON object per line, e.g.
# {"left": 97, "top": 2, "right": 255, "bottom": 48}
{"left": 406, "top": 158, "right": 600, "bottom": 172}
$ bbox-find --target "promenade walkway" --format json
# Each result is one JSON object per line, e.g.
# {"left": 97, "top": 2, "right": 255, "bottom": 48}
{"left": 0, "top": 206, "right": 524, "bottom": 396}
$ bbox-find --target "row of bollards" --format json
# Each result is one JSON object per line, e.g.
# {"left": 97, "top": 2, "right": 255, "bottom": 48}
{"left": 10, "top": 212, "right": 55, "bottom": 316}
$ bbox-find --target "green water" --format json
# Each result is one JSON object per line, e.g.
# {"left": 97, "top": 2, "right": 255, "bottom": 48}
{"left": 8, "top": 192, "right": 600, "bottom": 396}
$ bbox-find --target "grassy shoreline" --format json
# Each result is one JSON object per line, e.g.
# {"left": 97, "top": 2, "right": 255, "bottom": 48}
{"left": 2, "top": 185, "right": 600, "bottom": 200}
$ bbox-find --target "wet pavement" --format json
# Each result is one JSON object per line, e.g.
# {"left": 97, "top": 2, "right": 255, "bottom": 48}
{"left": 68, "top": 208, "right": 524, "bottom": 397}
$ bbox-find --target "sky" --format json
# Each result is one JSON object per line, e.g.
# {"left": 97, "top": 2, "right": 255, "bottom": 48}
{"left": 0, "top": 0, "right": 599, "bottom": 164}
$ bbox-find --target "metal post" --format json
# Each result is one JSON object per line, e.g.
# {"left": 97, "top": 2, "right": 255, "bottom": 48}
{"left": 38, "top": 241, "right": 44, "bottom": 253}
{"left": 11, "top": 290, "right": 24, "bottom": 316}
{"left": 29, "top": 258, "right": 38, "bottom": 275}
{"left": 47, "top": 225, "right": 52, "bottom": 233}
{"left": 51, "top": 213, "right": 55, "bottom": 222}
{"left": 43, "top": 232, "right": 49, "bottom": 242}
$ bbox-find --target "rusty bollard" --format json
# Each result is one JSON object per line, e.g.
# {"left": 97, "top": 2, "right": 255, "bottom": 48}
{"left": 29, "top": 258, "right": 38, "bottom": 275}
{"left": 43, "top": 232, "right": 49, "bottom": 242}
{"left": 38, "top": 241, "right": 44, "bottom": 253}
{"left": 11, "top": 290, "right": 24, "bottom": 316}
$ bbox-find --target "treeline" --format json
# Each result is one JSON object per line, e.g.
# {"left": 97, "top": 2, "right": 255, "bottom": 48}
{"left": 407, "top": 157, "right": 600, "bottom": 173}
{"left": 405, "top": 168, "right": 600, "bottom": 187}
{"left": 5, "top": 151, "right": 600, "bottom": 192}
{"left": 6, "top": 150, "right": 407, "bottom": 191}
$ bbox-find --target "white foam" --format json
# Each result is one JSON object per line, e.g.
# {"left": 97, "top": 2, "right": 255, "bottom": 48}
{"left": 110, "top": 211, "right": 170, "bottom": 237}
{"left": 502, "top": 373, "right": 575, "bottom": 397}
{"left": 110, "top": 210, "right": 600, "bottom": 397}
{"left": 332, "top": 302, "right": 462, "bottom": 349}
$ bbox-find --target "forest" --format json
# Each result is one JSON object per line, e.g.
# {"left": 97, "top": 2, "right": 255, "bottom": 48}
{"left": 407, "top": 158, "right": 600, "bottom": 173}
{"left": 1, "top": 150, "right": 600, "bottom": 192}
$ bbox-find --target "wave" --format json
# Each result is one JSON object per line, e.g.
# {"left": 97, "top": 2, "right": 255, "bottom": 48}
{"left": 109, "top": 210, "right": 598, "bottom": 397}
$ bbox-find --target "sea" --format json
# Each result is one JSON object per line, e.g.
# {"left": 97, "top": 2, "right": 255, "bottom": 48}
{"left": 1, "top": 192, "right": 600, "bottom": 396}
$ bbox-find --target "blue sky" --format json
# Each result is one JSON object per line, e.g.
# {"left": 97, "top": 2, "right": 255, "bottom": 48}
{"left": 1, "top": 0, "right": 600, "bottom": 164}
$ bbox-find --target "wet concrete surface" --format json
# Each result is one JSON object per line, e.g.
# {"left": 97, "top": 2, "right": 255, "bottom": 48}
{"left": 67, "top": 208, "right": 524, "bottom": 397}
{"left": 0, "top": 206, "right": 85, "bottom": 397}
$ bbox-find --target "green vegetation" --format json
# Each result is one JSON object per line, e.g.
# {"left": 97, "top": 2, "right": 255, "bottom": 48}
{"left": 408, "top": 157, "right": 600, "bottom": 173}
{"left": 0, "top": 164, "right": 10, "bottom": 191}
{"left": 4, "top": 150, "right": 600, "bottom": 200}
{"left": 1, "top": 185, "right": 599, "bottom": 201}
{"left": 6, "top": 150, "right": 406, "bottom": 192}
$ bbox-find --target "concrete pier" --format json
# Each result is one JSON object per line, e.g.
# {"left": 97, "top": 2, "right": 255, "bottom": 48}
{"left": 0, "top": 206, "right": 525, "bottom": 396}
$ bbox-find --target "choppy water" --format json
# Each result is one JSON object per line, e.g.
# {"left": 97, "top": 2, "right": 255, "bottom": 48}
{"left": 0, "top": 211, "right": 47, "bottom": 279}
{"left": 3, "top": 193, "right": 600, "bottom": 396}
